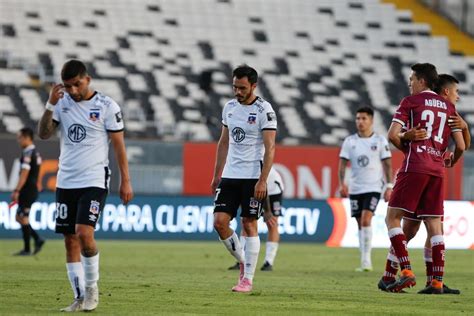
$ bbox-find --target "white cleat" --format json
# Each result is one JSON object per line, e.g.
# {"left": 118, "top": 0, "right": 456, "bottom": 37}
{"left": 83, "top": 286, "right": 99, "bottom": 311}
{"left": 356, "top": 261, "right": 373, "bottom": 272}
{"left": 60, "top": 299, "right": 84, "bottom": 312}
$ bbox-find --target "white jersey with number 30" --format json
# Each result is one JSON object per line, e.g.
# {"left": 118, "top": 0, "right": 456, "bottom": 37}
{"left": 221, "top": 97, "right": 277, "bottom": 179}
{"left": 52, "top": 92, "right": 124, "bottom": 189}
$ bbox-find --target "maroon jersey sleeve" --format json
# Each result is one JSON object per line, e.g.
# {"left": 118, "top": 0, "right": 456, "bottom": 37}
{"left": 392, "top": 97, "right": 411, "bottom": 128}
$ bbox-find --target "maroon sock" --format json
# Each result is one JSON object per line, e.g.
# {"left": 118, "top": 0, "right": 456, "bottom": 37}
{"left": 388, "top": 228, "right": 411, "bottom": 271}
{"left": 431, "top": 235, "right": 445, "bottom": 283}
{"left": 383, "top": 247, "right": 399, "bottom": 282}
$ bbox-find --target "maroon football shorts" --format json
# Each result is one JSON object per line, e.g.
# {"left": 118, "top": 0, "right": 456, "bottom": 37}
{"left": 389, "top": 172, "right": 444, "bottom": 218}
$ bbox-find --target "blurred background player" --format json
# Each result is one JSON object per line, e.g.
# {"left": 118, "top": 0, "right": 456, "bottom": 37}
{"left": 11, "top": 127, "right": 45, "bottom": 256}
{"left": 338, "top": 107, "right": 393, "bottom": 271}
{"left": 228, "top": 166, "right": 284, "bottom": 271}
{"left": 379, "top": 73, "right": 469, "bottom": 294}
{"left": 383, "top": 63, "right": 465, "bottom": 293}
{"left": 211, "top": 65, "right": 277, "bottom": 293}
{"left": 38, "top": 60, "right": 133, "bottom": 311}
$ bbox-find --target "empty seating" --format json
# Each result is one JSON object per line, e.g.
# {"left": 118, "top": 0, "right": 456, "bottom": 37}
{"left": 0, "top": 0, "right": 473, "bottom": 144}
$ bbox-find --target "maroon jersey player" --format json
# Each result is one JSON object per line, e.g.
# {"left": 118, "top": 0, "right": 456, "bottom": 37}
{"left": 382, "top": 63, "right": 465, "bottom": 293}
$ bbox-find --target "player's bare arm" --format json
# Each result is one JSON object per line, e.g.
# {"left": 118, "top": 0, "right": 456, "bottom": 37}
{"left": 38, "top": 84, "right": 63, "bottom": 139}
{"left": 382, "top": 158, "right": 393, "bottom": 202}
{"left": 388, "top": 122, "right": 406, "bottom": 151}
{"left": 450, "top": 132, "right": 466, "bottom": 167}
{"left": 448, "top": 113, "right": 471, "bottom": 150}
{"left": 255, "top": 130, "right": 276, "bottom": 200}
{"left": 109, "top": 131, "right": 133, "bottom": 205}
{"left": 338, "top": 158, "right": 348, "bottom": 197}
{"left": 400, "top": 123, "right": 427, "bottom": 142}
{"left": 211, "top": 126, "right": 229, "bottom": 193}
{"left": 11, "top": 168, "right": 30, "bottom": 202}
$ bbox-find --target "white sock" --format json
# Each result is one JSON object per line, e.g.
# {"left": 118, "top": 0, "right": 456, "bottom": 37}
{"left": 361, "top": 226, "right": 372, "bottom": 265}
{"left": 358, "top": 229, "right": 363, "bottom": 254}
{"left": 244, "top": 236, "right": 260, "bottom": 281}
{"left": 66, "top": 262, "right": 85, "bottom": 300}
{"left": 81, "top": 253, "right": 100, "bottom": 288}
{"left": 239, "top": 235, "right": 246, "bottom": 251}
{"left": 220, "top": 231, "right": 244, "bottom": 263}
{"left": 264, "top": 241, "right": 279, "bottom": 265}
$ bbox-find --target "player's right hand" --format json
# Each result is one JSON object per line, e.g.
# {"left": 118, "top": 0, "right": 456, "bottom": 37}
{"left": 211, "top": 177, "right": 220, "bottom": 194}
{"left": 339, "top": 184, "right": 348, "bottom": 198}
{"left": 10, "top": 191, "right": 19, "bottom": 203}
{"left": 48, "top": 83, "right": 65, "bottom": 105}
{"left": 403, "top": 124, "right": 427, "bottom": 141}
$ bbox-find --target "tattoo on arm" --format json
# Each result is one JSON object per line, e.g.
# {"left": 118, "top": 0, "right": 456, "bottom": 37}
{"left": 38, "top": 111, "right": 57, "bottom": 139}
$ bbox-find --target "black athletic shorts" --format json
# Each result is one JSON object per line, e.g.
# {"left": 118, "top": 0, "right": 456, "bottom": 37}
{"left": 55, "top": 187, "right": 108, "bottom": 234}
{"left": 266, "top": 193, "right": 283, "bottom": 216}
{"left": 349, "top": 192, "right": 381, "bottom": 218}
{"left": 17, "top": 187, "right": 38, "bottom": 216}
{"left": 214, "top": 178, "right": 264, "bottom": 219}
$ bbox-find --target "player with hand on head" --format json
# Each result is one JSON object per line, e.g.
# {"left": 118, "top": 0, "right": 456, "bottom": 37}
{"left": 11, "top": 127, "right": 45, "bottom": 256}
{"left": 381, "top": 63, "right": 465, "bottom": 294}
{"left": 338, "top": 107, "right": 393, "bottom": 272}
{"left": 38, "top": 59, "right": 133, "bottom": 311}
{"left": 211, "top": 65, "right": 277, "bottom": 293}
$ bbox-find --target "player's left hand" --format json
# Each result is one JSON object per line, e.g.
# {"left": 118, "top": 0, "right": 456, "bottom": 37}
{"left": 264, "top": 211, "right": 278, "bottom": 228}
{"left": 448, "top": 112, "right": 467, "bottom": 131}
{"left": 443, "top": 151, "right": 454, "bottom": 168}
{"left": 10, "top": 191, "right": 19, "bottom": 203}
{"left": 383, "top": 189, "right": 392, "bottom": 202}
{"left": 120, "top": 180, "right": 134, "bottom": 205}
{"left": 254, "top": 179, "right": 267, "bottom": 201}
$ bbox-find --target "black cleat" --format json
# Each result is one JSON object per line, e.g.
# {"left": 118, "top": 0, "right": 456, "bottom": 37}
{"left": 378, "top": 278, "right": 395, "bottom": 292}
{"left": 13, "top": 250, "right": 31, "bottom": 256}
{"left": 386, "top": 269, "right": 416, "bottom": 293}
{"left": 443, "top": 284, "right": 460, "bottom": 294}
{"left": 33, "top": 239, "right": 45, "bottom": 255}
{"left": 417, "top": 279, "right": 443, "bottom": 294}
{"left": 378, "top": 278, "right": 407, "bottom": 293}
{"left": 228, "top": 262, "right": 240, "bottom": 270}
{"left": 260, "top": 261, "right": 273, "bottom": 271}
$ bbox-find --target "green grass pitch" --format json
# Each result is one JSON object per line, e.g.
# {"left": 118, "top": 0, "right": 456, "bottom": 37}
{"left": 1, "top": 239, "right": 473, "bottom": 315}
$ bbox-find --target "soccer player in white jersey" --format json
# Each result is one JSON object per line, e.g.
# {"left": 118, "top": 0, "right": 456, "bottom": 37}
{"left": 211, "top": 65, "right": 277, "bottom": 292}
{"left": 38, "top": 60, "right": 133, "bottom": 311}
{"left": 338, "top": 107, "right": 393, "bottom": 272}
{"left": 229, "top": 167, "right": 284, "bottom": 271}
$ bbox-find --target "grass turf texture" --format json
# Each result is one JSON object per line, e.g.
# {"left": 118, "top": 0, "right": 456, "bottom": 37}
{"left": 1, "top": 240, "right": 473, "bottom": 315}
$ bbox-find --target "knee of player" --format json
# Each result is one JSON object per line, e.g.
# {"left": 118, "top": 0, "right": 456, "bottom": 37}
{"left": 213, "top": 218, "right": 228, "bottom": 233}
{"left": 75, "top": 227, "right": 95, "bottom": 243}
{"left": 64, "top": 234, "right": 81, "bottom": 251}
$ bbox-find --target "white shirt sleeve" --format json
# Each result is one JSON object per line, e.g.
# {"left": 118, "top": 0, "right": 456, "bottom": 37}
{"left": 104, "top": 99, "right": 125, "bottom": 132}
{"left": 222, "top": 103, "right": 228, "bottom": 126}
{"left": 339, "top": 137, "right": 350, "bottom": 160}
{"left": 260, "top": 103, "right": 277, "bottom": 130}
{"left": 380, "top": 136, "right": 392, "bottom": 160}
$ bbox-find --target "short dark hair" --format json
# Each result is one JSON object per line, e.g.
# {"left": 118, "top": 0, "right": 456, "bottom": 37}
{"left": 232, "top": 64, "right": 258, "bottom": 84}
{"left": 434, "top": 74, "right": 459, "bottom": 94}
{"left": 61, "top": 59, "right": 88, "bottom": 81}
{"left": 356, "top": 107, "right": 374, "bottom": 117}
{"left": 411, "top": 63, "right": 438, "bottom": 90}
{"left": 19, "top": 127, "right": 34, "bottom": 140}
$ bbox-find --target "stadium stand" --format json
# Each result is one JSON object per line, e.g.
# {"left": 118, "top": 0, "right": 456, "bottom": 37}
{"left": 0, "top": 0, "right": 473, "bottom": 145}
